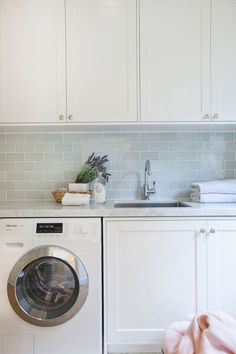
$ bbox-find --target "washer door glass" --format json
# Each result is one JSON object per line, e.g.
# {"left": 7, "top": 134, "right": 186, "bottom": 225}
{"left": 16, "top": 257, "right": 79, "bottom": 320}
{"left": 7, "top": 246, "right": 89, "bottom": 326}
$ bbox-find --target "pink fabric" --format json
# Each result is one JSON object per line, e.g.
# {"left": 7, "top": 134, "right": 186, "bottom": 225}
{"left": 162, "top": 312, "right": 236, "bottom": 354}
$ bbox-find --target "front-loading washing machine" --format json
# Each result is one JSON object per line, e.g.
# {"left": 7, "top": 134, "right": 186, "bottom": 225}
{"left": 0, "top": 218, "right": 102, "bottom": 354}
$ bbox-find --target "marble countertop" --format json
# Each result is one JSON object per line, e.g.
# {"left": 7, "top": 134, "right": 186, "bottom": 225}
{"left": 1, "top": 200, "right": 236, "bottom": 218}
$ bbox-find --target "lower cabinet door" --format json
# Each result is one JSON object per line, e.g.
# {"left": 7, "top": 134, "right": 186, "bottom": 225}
{"left": 105, "top": 218, "right": 207, "bottom": 345}
{"left": 207, "top": 219, "right": 236, "bottom": 317}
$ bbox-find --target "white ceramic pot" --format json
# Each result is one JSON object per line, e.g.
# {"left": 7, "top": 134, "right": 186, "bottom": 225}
{"left": 68, "top": 183, "right": 89, "bottom": 193}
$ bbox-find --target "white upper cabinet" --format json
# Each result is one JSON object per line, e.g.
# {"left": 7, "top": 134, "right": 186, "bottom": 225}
{"left": 211, "top": 0, "right": 236, "bottom": 121}
{"left": 66, "top": 0, "right": 137, "bottom": 123}
{"left": 140, "top": 0, "right": 211, "bottom": 122}
{"left": 0, "top": 0, "right": 66, "bottom": 124}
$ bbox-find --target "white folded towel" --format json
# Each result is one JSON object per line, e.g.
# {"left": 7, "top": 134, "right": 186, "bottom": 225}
{"left": 191, "top": 193, "right": 236, "bottom": 203}
{"left": 191, "top": 179, "right": 236, "bottom": 194}
{"left": 62, "top": 193, "right": 90, "bottom": 206}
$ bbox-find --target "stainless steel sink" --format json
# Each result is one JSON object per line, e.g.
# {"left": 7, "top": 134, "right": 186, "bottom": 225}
{"left": 114, "top": 201, "right": 189, "bottom": 208}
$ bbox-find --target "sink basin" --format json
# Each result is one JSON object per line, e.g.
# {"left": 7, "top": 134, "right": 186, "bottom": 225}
{"left": 114, "top": 201, "right": 189, "bottom": 208}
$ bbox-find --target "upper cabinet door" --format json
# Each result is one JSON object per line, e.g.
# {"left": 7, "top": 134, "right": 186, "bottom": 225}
{"left": 0, "top": 0, "right": 66, "bottom": 124}
{"left": 66, "top": 0, "right": 137, "bottom": 123}
{"left": 140, "top": 0, "right": 211, "bottom": 122}
{"left": 211, "top": 0, "right": 236, "bottom": 121}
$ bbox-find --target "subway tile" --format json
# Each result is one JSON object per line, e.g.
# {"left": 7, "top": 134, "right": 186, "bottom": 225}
{"left": 35, "top": 162, "right": 55, "bottom": 171}
{"left": 140, "top": 132, "right": 158, "bottom": 142}
{"left": 44, "top": 133, "right": 62, "bottom": 142}
{"left": 0, "top": 134, "right": 5, "bottom": 142}
{"left": 16, "top": 181, "right": 34, "bottom": 191}
{"left": 6, "top": 134, "right": 24, "bottom": 143}
{"left": 7, "top": 172, "right": 24, "bottom": 181}
{"left": 0, "top": 143, "right": 15, "bottom": 152}
{"left": 26, "top": 191, "right": 45, "bottom": 200}
{"left": 45, "top": 171, "right": 65, "bottom": 180}
{"left": 25, "top": 133, "right": 43, "bottom": 142}
{"left": 140, "top": 152, "right": 159, "bottom": 160}
{"left": 120, "top": 152, "right": 140, "bottom": 161}
{"left": 0, "top": 162, "right": 16, "bottom": 171}
{"left": 178, "top": 151, "right": 197, "bottom": 160}
{"left": 112, "top": 180, "right": 130, "bottom": 190}
{"left": 24, "top": 171, "right": 44, "bottom": 181}
{"left": 150, "top": 142, "right": 169, "bottom": 151}
{"left": 45, "top": 153, "right": 63, "bottom": 161}
{"left": 169, "top": 180, "right": 188, "bottom": 189}
{"left": 35, "top": 143, "right": 53, "bottom": 152}
{"left": 25, "top": 153, "right": 44, "bottom": 161}
{"left": 178, "top": 132, "right": 196, "bottom": 141}
{"left": 188, "top": 161, "right": 207, "bottom": 169}
{"left": 35, "top": 181, "right": 53, "bottom": 191}
{"left": 159, "top": 152, "right": 178, "bottom": 160}
{"left": 17, "top": 162, "right": 35, "bottom": 171}
{"left": 169, "top": 142, "right": 187, "bottom": 151}
{"left": 0, "top": 181, "right": 15, "bottom": 190}
{"left": 6, "top": 153, "right": 24, "bottom": 161}
{"left": 54, "top": 143, "right": 72, "bottom": 152}
{"left": 0, "top": 153, "right": 6, "bottom": 161}
{"left": 63, "top": 152, "right": 82, "bottom": 161}
{"left": 0, "top": 171, "right": 7, "bottom": 180}
{"left": 123, "top": 142, "right": 149, "bottom": 152}
{"left": 16, "top": 143, "right": 34, "bottom": 153}
{"left": 216, "top": 132, "right": 234, "bottom": 141}
{"left": 63, "top": 133, "right": 82, "bottom": 142}
{"left": 0, "top": 191, "right": 7, "bottom": 200}
{"left": 7, "top": 191, "right": 25, "bottom": 201}
{"left": 159, "top": 132, "right": 178, "bottom": 141}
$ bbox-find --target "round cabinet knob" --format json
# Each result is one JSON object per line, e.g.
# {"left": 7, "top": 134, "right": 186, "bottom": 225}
{"left": 203, "top": 114, "right": 210, "bottom": 120}
{"left": 59, "top": 115, "right": 64, "bottom": 121}
{"left": 68, "top": 115, "right": 73, "bottom": 121}
{"left": 80, "top": 225, "right": 89, "bottom": 235}
{"left": 199, "top": 228, "right": 206, "bottom": 234}
{"left": 209, "top": 228, "right": 216, "bottom": 234}
{"left": 212, "top": 114, "right": 219, "bottom": 120}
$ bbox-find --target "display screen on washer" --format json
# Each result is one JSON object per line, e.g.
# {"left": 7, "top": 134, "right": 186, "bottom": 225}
{"left": 36, "top": 223, "right": 63, "bottom": 233}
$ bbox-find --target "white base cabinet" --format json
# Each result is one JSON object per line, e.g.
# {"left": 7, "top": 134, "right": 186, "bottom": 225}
{"left": 104, "top": 217, "right": 236, "bottom": 353}
{"left": 104, "top": 218, "right": 207, "bottom": 353}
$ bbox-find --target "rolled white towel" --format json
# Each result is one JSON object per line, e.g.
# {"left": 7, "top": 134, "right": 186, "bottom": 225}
{"left": 191, "top": 193, "right": 236, "bottom": 203}
{"left": 191, "top": 179, "right": 236, "bottom": 194}
{"left": 62, "top": 193, "right": 90, "bottom": 206}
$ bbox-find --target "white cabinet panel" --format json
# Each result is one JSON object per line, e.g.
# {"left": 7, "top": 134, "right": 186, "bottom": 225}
{"left": 105, "top": 219, "right": 207, "bottom": 344}
{"left": 66, "top": 0, "right": 137, "bottom": 123}
{"left": 0, "top": 0, "right": 66, "bottom": 123}
{"left": 211, "top": 0, "right": 236, "bottom": 121}
{"left": 207, "top": 220, "right": 236, "bottom": 317}
{"left": 140, "top": 0, "right": 210, "bottom": 122}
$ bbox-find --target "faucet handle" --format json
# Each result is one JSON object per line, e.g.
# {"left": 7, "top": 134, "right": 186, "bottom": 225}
{"left": 152, "top": 180, "right": 156, "bottom": 192}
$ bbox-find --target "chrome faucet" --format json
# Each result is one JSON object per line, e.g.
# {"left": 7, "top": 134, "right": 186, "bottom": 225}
{"left": 143, "top": 160, "right": 156, "bottom": 200}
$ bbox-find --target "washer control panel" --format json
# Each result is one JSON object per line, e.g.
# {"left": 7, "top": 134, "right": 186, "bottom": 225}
{"left": 36, "top": 223, "right": 63, "bottom": 234}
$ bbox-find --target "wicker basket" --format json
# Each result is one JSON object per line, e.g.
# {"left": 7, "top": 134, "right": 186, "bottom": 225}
{"left": 52, "top": 190, "right": 68, "bottom": 203}
{"left": 52, "top": 190, "right": 92, "bottom": 203}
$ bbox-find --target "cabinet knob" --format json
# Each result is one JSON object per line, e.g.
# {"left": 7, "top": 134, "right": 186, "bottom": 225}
{"left": 68, "top": 115, "right": 73, "bottom": 121}
{"left": 59, "top": 115, "right": 64, "bottom": 121}
{"left": 212, "top": 114, "right": 219, "bottom": 120}
{"left": 203, "top": 114, "right": 210, "bottom": 120}
{"left": 199, "top": 228, "right": 206, "bottom": 234}
{"left": 209, "top": 228, "right": 216, "bottom": 234}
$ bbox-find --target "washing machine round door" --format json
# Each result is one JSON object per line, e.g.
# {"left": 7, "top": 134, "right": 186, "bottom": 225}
{"left": 7, "top": 246, "right": 89, "bottom": 327}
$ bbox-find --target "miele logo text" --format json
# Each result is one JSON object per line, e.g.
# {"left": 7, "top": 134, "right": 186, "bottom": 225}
{"left": 6, "top": 224, "right": 17, "bottom": 227}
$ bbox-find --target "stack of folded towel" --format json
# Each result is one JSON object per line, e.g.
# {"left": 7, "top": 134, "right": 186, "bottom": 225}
{"left": 191, "top": 179, "right": 236, "bottom": 203}
{"left": 62, "top": 192, "right": 91, "bottom": 206}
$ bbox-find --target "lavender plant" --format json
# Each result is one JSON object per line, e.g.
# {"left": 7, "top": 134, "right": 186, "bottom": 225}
{"left": 75, "top": 153, "right": 111, "bottom": 184}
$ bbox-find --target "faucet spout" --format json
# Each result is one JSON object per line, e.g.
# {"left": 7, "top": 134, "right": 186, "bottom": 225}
{"left": 143, "top": 160, "right": 156, "bottom": 200}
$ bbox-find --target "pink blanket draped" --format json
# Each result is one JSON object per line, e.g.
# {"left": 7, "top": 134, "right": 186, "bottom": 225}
{"left": 162, "top": 312, "right": 236, "bottom": 354}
